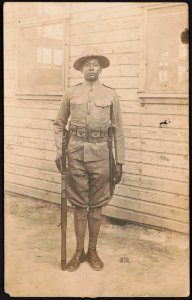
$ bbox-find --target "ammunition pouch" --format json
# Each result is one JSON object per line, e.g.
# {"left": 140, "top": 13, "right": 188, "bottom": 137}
{"left": 69, "top": 125, "right": 108, "bottom": 143}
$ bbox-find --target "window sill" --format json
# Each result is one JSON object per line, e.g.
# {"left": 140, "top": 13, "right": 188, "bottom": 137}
{"left": 137, "top": 92, "right": 189, "bottom": 105}
{"left": 19, "top": 16, "right": 70, "bottom": 28}
{"left": 15, "top": 90, "right": 63, "bottom": 100}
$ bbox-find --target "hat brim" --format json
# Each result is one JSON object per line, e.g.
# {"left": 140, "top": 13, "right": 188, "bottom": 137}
{"left": 73, "top": 55, "right": 110, "bottom": 71}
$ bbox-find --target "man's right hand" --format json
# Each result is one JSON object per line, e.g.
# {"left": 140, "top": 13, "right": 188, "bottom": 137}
{"left": 55, "top": 152, "right": 62, "bottom": 172}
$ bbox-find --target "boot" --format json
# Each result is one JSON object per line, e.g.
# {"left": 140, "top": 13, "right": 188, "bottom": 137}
{"left": 86, "top": 248, "right": 104, "bottom": 271}
{"left": 66, "top": 249, "right": 86, "bottom": 272}
{"left": 86, "top": 207, "right": 104, "bottom": 271}
{"left": 66, "top": 207, "right": 87, "bottom": 272}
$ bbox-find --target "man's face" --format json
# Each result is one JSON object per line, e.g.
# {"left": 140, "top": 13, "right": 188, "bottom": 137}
{"left": 82, "top": 58, "right": 102, "bottom": 82}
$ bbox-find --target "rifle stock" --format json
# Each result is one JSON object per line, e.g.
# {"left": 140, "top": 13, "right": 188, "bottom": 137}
{"left": 108, "top": 104, "right": 115, "bottom": 197}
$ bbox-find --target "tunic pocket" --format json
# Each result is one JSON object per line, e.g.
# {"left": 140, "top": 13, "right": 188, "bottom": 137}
{"left": 94, "top": 97, "right": 112, "bottom": 121}
{"left": 70, "top": 96, "right": 83, "bottom": 122}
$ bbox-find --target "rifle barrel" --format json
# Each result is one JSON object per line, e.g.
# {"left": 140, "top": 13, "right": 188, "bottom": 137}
{"left": 61, "top": 171, "right": 67, "bottom": 270}
{"left": 61, "top": 129, "right": 68, "bottom": 270}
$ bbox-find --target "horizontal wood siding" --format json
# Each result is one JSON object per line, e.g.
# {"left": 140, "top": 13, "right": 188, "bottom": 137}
{"left": 4, "top": 3, "right": 62, "bottom": 216}
{"left": 69, "top": 2, "right": 189, "bottom": 233}
{"left": 4, "top": 2, "right": 189, "bottom": 233}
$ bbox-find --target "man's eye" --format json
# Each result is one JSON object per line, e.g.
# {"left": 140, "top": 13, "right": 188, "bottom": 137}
{"left": 84, "top": 63, "right": 98, "bottom": 67}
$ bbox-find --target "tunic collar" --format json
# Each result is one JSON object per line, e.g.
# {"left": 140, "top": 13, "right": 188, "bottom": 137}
{"left": 83, "top": 79, "right": 102, "bottom": 88}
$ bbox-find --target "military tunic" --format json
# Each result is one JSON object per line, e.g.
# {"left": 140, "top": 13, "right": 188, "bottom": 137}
{"left": 53, "top": 79, "right": 125, "bottom": 208}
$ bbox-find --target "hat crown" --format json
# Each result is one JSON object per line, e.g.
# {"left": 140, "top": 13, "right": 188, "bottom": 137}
{"left": 73, "top": 54, "right": 110, "bottom": 71}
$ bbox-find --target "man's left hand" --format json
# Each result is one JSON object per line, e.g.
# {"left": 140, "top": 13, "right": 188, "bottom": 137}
{"left": 114, "top": 163, "right": 122, "bottom": 184}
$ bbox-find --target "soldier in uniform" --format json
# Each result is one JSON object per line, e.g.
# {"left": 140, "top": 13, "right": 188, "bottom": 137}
{"left": 53, "top": 54, "right": 125, "bottom": 271}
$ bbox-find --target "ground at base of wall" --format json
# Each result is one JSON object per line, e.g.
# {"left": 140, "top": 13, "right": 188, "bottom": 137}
{"left": 4, "top": 193, "right": 189, "bottom": 297}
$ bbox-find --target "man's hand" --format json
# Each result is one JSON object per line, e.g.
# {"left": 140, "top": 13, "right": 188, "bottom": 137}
{"left": 55, "top": 152, "right": 62, "bottom": 172}
{"left": 115, "top": 163, "right": 122, "bottom": 184}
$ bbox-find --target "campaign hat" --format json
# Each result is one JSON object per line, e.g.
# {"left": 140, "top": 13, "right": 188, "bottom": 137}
{"left": 73, "top": 54, "right": 110, "bottom": 71}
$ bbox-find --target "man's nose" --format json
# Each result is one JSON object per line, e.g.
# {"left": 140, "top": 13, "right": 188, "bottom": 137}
{"left": 89, "top": 65, "right": 94, "bottom": 70}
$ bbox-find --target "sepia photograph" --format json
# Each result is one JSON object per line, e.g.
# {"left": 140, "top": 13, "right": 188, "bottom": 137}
{"left": 4, "top": 1, "right": 189, "bottom": 297}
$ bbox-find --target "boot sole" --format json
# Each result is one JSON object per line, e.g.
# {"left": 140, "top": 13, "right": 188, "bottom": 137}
{"left": 66, "top": 256, "right": 86, "bottom": 272}
{"left": 66, "top": 267, "right": 79, "bottom": 272}
{"left": 87, "top": 261, "right": 103, "bottom": 271}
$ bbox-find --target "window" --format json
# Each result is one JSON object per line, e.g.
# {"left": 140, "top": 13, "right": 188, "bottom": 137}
{"left": 19, "top": 2, "right": 68, "bottom": 21}
{"left": 142, "top": 3, "right": 188, "bottom": 94}
{"left": 17, "top": 3, "right": 69, "bottom": 94}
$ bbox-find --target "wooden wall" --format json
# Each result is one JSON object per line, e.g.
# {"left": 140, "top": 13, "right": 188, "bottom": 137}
{"left": 4, "top": 3, "right": 63, "bottom": 205}
{"left": 4, "top": 2, "right": 189, "bottom": 233}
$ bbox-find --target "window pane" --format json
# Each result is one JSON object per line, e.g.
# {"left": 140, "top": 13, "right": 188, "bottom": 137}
{"left": 54, "top": 49, "right": 63, "bottom": 66}
{"left": 146, "top": 5, "right": 188, "bottom": 93}
{"left": 41, "top": 3, "right": 68, "bottom": 19}
{"left": 41, "top": 48, "right": 52, "bottom": 64}
{"left": 19, "top": 2, "right": 68, "bottom": 20}
{"left": 42, "top": 24, "right": 63, "bottom": 40}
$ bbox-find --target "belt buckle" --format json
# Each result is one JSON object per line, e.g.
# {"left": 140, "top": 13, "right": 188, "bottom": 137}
{"left": 91, "top": 130, "right": 100, "bottom": 139}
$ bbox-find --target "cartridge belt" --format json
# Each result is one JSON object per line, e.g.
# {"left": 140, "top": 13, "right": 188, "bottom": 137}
{"left": 69, "top": 125, "right": 109, "bottom": 143}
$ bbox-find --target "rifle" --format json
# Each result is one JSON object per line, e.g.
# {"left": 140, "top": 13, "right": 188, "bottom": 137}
{"left": 61, "top": 128, "right": 69, "bottom": 270}
{"left": 108, "top": 104, "right": 115, "bottom": 197}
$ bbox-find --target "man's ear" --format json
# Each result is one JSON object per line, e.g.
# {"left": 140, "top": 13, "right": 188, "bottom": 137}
{"left": 99, "top": 67, "right": 103, "bottom": 74}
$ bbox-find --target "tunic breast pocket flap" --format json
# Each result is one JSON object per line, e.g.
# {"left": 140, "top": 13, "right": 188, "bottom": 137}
{"left": 95, "top": 97, "right": 112, "bottom": 108}
{"left": 70, "top": 96, "right": 83, "bottom": 106}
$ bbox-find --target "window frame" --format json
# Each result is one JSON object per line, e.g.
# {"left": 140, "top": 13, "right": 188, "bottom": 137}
{"left": 138, "top": 2, "right": 188, "bottom": 100}
{"left": 15, "top": 3, "right": 70, "bottom": 97}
